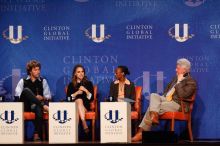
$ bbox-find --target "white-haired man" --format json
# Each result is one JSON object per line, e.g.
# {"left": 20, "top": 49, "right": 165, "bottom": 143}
{"left": 132, "top": 58, "right": 197, "bottom": 142}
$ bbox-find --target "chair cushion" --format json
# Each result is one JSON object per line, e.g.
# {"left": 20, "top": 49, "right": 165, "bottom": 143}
{"left": 43, "top": 113, "right": 49, "bottom": 120}
{"left": 159, "top": 112, "right": 189, "bottom": 120}
{"left": 24, "top": 112, "right": 48, "bottom": 120}
{"left": 85, "top": 111, "right": 96, "bottom": 120}
{"left": 24, "top": 112, "right": 35, "bottom": 120}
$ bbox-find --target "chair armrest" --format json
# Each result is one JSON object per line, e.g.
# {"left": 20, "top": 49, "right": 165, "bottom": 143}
{"left": 134, "top": 98, "right": 141, "bottom": 111}
{"left": 180, "top": 99, "right": 193, "bottom": 113}
{"left": 90, "top": 98, "right": 97, "bottom": 111}
{"left": 179, "top": 97, "right": 194, "bottom": 102}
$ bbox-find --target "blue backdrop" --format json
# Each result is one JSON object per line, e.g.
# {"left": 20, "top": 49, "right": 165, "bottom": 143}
{"left": 0, "top": 0, "right": 220, "bottom": 139}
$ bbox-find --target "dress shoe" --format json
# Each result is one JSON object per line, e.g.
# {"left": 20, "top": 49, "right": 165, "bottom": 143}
{"left": 132, "top": 128, "right": 142, "bottom": 142}
{"left": 33, "top": 133, "right": 42, "bottom": 142}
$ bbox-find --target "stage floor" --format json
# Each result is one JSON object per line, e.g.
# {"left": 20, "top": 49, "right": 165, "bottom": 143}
{"left": 1, "top": 140, "right": 220, "bottom": 146}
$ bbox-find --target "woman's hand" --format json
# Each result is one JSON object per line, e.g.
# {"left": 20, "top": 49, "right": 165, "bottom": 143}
{"left": 77, "top": 90, "right": 83, "bottom": 95}
{"left": 79, "top": 86, "right": 91, "bottom": 95}
{"left": 71, "top": 90, "right": 83, "bottom": 98}
{"left": 79, "top": 86, "right": 88, "bottom": 92}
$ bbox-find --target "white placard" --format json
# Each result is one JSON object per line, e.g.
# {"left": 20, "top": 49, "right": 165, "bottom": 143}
{"left": 100, "top": 102, "right": 131, "bottom": 143}
{"left": 49, "top": 102, "right": 78, "bottom": 143}
{"left": 0, "top": 103, "right": 24, "bottom": 144}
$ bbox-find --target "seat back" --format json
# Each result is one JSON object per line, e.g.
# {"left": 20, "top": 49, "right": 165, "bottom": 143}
{"left": 180, "top": 93, "right": 196, "bottom": 114}
{"left": 90, "top": 85, "right": 97, "bottom": 112}
{"left": 189, "top": 94, "right": 196, "bottom": 112}
{"left": 134, "top": 86, "right": 142, "bottom": 119}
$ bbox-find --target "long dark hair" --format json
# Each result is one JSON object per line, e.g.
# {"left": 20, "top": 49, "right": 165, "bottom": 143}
{"left": 72, "top": 64, "right": 88, "bottom": 88}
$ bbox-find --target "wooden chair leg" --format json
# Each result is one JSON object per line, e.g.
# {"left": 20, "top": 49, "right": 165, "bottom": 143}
{"left": 42, "top": 121, "right": 45, "bottom": 141}
{"left": 188, "top": 120, "right": 193, "bottom": 141}
{"left": 92, "top": 119, "right": 95, "bottom": 141}
{"left": 42, "top": 119, "right": 48, "bottom": 141}
{"left": 46, "top": 119, "right": 49, "bottom": 141}
{"left": 170, "top": 119, "right": 175, "bottom": 131}
{"left": 135, "top": 126, "right": 138, "bottom": 133}
{"left": 132, "top": 119, "right": 138, "bottom": 133}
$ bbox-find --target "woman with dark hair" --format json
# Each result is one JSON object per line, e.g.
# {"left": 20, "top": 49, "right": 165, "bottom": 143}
{"left": 109, "top": 66, "right": 135, "bottom": 102}
{"left": 66, "top": 64, "right": 94, "bottom": 133}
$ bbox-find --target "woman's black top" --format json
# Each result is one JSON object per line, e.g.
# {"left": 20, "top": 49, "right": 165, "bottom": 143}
{"left": 66, "top": 80, "right": 94, "bottom": 110}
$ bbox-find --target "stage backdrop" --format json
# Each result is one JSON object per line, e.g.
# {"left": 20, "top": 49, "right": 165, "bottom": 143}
{"left": 0, "top": 0, "right": 220, "bottom": 139}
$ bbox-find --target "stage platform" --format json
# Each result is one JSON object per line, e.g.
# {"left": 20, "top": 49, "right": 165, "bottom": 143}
{"left": 1, "top": 140, "right": 220, "bottom": 146}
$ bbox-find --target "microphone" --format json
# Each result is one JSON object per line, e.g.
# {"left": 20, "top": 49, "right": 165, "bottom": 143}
{"left": 109, "top": 96, "right": 113, "bottom": 102}
{"left": 67, "top": 96, "right": 71, "bottom": 102}
{"left": 77, "top": 80, "right": 83, "bottom": 89}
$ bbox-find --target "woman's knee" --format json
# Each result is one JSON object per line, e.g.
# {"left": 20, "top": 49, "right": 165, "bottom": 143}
{"left": 75, "top": 99, "right": 83, "bottom": 104}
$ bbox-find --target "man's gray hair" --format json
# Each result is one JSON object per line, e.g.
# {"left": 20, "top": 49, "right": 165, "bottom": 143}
{"left": 177, "top": 58, "right": 191, "bottom": 71}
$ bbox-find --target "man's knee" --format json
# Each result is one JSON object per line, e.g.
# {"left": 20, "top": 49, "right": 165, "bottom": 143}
{"left": 22, "top": 88, "right": 32, "bottom": 94}
{"left": 21, "top": 88, "right": 35, "bottom": 98}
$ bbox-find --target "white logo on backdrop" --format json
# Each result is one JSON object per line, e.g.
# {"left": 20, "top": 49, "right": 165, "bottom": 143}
{"left": 184, "top": 0, "right": 206, "bottom": 7}
{"left": 85, "top": 24, "right": 111, "bottom": 43}
{"left": 2, "top": 26, "right": 28, "bottom": 44}
{"left": 168, "top": 24, "right": 194, "bottom": 42}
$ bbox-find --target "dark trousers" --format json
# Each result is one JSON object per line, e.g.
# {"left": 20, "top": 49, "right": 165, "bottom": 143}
{"left": 20, "top": 88, "right": 44, "bottom": 140}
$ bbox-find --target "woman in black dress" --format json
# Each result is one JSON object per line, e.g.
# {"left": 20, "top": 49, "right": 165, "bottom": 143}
{"left": 66, "top": 64, "right": 94, "bottom": 133}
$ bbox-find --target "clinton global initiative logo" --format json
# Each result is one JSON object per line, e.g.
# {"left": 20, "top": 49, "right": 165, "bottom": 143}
{"left": 43, "top": 25, "right": 71, "bottom": 41}
{"left": 62, "top": 55, "right": 118, "bottom": 85}
{"left": 168, "top": 24, "right": 194, "bottom": 42}
{"left": 0, "top": 110, "right": 19, "bottom": 124}
{"left": 85, "top": 24, "right": 111, "bottom": 43}
{"left": 104, "top": 110, "right": 123, "bottom": 124}
{"left": 184, "top": 0, "right": 206, "bottom": 7}
{"left": 53, "top": 110, "right": 71, "bottom": 124}
{"left": 115, "top": 0, "right": 156, "bottom": 8}
{"left": 210, "top": 24, "right": 220, "bottom": 39}
{"left": 0, "top": 0, "right": 46, "bottom": 12}
{"left": 2, "top": 26, "right": 28, "bottom": 44}
{"left": 180, "top": 55, "right": 216, "bottom": 73}
{"left": 126, "top": 24, "right": 153, "bottom": 40}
